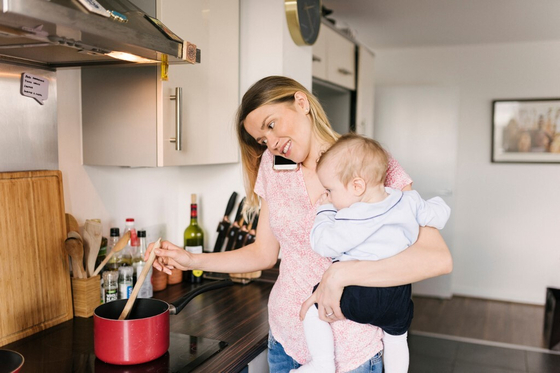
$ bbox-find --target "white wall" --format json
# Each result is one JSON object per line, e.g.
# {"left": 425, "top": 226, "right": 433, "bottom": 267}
{"left": 57, "top": 0, "right": 312, "bottom": 249}
{"left": 374, "top": 40, "right": 560, "bottom": 304}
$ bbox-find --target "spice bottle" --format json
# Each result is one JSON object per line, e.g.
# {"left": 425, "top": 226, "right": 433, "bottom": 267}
{"left": 103, "top": 270, "right": 119, "bottom": 303}
{"left": 118, "top": 266, "right": 134, "bottom": 299}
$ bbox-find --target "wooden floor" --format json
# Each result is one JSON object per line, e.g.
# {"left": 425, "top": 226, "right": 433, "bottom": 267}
{"left": 410, "top": 295, "right": 547, "bottom": 348}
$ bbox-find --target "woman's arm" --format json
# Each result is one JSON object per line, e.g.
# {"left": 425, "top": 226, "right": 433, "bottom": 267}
{"left": 301, "top": 225, "right": 452, "bottom": 322}
{"left": 148, "top": 199, "right": 280, "bottom": 274}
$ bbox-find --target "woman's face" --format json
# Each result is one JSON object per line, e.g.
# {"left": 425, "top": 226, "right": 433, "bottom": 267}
{"left": 243, "top": 92, "right": 314, "bottom": 164}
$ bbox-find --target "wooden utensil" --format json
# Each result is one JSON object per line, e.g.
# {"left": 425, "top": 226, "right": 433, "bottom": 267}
{"left": 84, "top": 219, "right": 102, "bottom": 277}
{"left": 65, "top": 213, "right": 80, "bottom": 235}
{"left": 91, "top": 231, "right": 131, "bottom": 277}
{"left": 118, "top": 238, "right": 161, "bottom": 320}
{"left": 65, "top": 232, "right": 86, "bottom": 279}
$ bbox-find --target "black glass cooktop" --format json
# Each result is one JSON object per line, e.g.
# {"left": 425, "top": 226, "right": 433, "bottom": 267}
{"left": 3, "top": 318, "right": 227, "bottom": 373}
{"left": 94, "top": 333, "right": 228, "bottom": 373}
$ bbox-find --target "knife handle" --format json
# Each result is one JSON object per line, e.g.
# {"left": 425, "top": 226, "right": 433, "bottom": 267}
{"left": 234, "top": 197, "right": 246, "bottom": 224}
{"left": 224, "top": 191, "right": 238, "bottom": 217}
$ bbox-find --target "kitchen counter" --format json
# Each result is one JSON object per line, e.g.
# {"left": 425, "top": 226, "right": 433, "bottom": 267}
{"left": 2, "top": 267, "right": 279, "bottom": 373}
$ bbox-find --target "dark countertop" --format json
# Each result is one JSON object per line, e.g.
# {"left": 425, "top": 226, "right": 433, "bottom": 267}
{"left": 2, "top": 267, "right": 278, "bottom": 373}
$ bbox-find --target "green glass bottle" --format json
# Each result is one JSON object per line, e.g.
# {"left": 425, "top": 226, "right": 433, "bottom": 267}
{"left": 184, "top": 193, "right": 204, "bottom": 283}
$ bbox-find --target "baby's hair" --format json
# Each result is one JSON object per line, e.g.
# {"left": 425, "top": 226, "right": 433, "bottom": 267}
{"left": 317, "top": 133, "right": 389, "bottom": 187}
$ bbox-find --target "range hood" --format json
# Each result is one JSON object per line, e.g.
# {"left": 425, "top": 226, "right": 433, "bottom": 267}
{"left": 0, "top": 0, "right": 199, "bottom": 69}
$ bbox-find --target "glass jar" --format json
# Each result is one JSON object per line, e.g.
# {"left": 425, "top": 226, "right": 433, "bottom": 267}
{"left": 118, "top": 266, "right": 134, "bottom": 299}
{"left": 102, "top": 270, "right": 119, "bottom": 303}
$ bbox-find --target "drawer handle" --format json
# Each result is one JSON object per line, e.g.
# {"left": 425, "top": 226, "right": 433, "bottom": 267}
{"left": 337, "top": 68, "right": 353, "bottom": 76}
{"left": 312, "top": 55, "right": 322, "bottom": 62}
{"left": 169, "top": 87, "right": 182, "bottom": 151}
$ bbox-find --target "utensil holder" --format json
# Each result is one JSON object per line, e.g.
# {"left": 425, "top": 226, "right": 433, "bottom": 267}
{"left": 71, "top": 275, "right": 100, "bottom": 317}
{"left": 229, "top": 271, "right": 262, "bottom": 284}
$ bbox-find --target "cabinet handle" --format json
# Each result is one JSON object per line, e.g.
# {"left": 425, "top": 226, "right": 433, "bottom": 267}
{"left": 312, "top": 55, "right": 322, "bottom": 62}
{"left": 337, "top": 68, "right": 352, "bottom": 76}
{"left": 169, "top": 87, "right": 182, "bottom": 151}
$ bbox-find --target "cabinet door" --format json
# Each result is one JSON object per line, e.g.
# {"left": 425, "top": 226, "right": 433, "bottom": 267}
{"left": 159, "top": 0, "right": 240, "bottom": 166}
{"left": 82, "top": 66, "right": 159, "bottom": 167}
{"left": 355, "top": 46, "right": 375, "bottom": 137}
{"left": 312, "top": 27, "right": 327, "bottom": 81}
{"left": 324, "top": 26, "right": 356, "bottom": 91}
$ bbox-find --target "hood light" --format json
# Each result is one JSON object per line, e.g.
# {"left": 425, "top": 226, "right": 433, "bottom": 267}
{"left": 106, "top": 51, "right": 157, "bottom": 63}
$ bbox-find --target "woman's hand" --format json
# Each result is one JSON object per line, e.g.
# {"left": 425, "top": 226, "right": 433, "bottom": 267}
{"left": 145, "top": 240, "right": 194, "bottom": 275}
{"left": 300, "top": 262, "right": 348, "bottom": 323}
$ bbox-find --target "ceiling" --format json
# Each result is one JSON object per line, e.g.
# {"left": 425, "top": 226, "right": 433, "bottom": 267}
{"left": 321, "top": 0, "right": 560, "bottom": 49}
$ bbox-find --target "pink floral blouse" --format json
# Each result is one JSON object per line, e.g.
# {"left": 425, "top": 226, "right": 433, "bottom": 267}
{"left": 254, "top": 150, "right": 412, "bottom": 372}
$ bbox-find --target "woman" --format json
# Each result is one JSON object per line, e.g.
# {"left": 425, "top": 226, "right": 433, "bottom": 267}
{"left": 149, "top": 76, "right": 452, "bottom": 372}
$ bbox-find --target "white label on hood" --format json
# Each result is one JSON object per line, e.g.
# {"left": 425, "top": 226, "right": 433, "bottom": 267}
{"left": 20, "top": 73, "right": 49, "bottom": 105}
{"left": 77, "top": 0, "right": 109, "bottom": 18}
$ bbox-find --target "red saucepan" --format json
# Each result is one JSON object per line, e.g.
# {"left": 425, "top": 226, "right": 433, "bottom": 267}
{"left": 0, "top": 349, "right": 24, "bottom": 373}
{"left": 94, "top": 279, "right": 233, "bottom": 365}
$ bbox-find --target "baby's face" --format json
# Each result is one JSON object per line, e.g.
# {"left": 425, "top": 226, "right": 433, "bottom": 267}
{"left": 317, "top": 159, "right": 358, "bottom": 210}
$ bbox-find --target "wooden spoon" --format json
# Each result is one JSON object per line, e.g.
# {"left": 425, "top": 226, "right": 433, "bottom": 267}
{"left": 65, "top": 236, "right": 86, "bottom": 279}
{"left": 65, "top": 213, "right": 80, "bottom": 235}
{"left": 118, "top": 238, "right": 161, "bottom": 320}
{"left": 84, "top": 219, "right": 102, "bottom": 277}
{"left": 91, "top": 231, "right": 131, "bottom": 277}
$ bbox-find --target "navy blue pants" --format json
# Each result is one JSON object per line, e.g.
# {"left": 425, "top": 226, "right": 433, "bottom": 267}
{"left": 314, "top": 283, "right": 413, "bottom": 335}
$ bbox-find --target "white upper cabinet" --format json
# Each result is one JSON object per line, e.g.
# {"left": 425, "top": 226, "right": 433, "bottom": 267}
{"left": 82, "top": 0, "right": 239, "bottom": 167}
{"left": 312, "top": 25, "right": 356, "bottom": 91}
{"left": 355, "top": 46, "right": 375, "bottom": 138}
{"left": 158, "top": 0, "right": 239, "bottom": 166}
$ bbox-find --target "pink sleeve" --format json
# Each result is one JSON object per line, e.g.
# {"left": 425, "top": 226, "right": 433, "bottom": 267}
{"left": 385, "top": 155, "right": 413, "bottom": 190}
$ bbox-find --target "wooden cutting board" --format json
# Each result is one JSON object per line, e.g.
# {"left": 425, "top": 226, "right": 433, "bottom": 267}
{"left": 0, "top": 170, "right": 73, "bottom": 346}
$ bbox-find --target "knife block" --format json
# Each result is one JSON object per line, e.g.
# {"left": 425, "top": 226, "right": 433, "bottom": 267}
{"left": 71, "top": 276, "right": 101, "bottom": 318}
{"left": 229, "top": 271, "right": 262, "bottom": 285}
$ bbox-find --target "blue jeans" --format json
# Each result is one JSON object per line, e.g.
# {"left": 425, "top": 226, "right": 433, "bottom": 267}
{"left": 267, "top": 332, "right": 383, "bottom": 373}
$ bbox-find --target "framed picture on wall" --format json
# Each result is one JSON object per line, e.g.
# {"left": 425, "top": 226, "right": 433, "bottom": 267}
{"left": 492, "top": 98, "right": 560, "bottom": 163}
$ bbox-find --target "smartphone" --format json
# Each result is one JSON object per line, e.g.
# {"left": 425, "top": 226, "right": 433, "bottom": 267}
{"left": 273, "top": 155, "right": 298, "bottom": 171}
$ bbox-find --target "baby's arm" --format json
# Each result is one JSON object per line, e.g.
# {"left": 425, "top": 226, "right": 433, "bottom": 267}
{"left": 310, "top": 204, "right": 360, "bottom": 258}
{"left": 412, "top": 192, "right": 451, "bottom": 229}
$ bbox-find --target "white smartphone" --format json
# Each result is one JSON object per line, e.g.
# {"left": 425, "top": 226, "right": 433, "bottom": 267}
{"left": 273, "top": 155, "right": 298, "bottom": 171}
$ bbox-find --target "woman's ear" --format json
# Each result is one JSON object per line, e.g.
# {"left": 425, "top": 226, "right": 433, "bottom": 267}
{"left": 352, "top": 177, "right": 367, "bottom": 196}
{"left": 294, "top": 91, "right": 309, "bottom": 112}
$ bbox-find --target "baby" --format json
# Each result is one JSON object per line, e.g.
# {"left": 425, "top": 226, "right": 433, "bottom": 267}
{"left": 294, "top": 133, "right": 450, "bottom": 373}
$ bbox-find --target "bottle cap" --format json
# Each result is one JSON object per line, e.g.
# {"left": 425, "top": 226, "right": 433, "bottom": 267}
{"left": 138, "top": 230, "right": 146, "bottom": 237}
{"left": 110, "top": 227, "right": 120, "bottom": 236}
{"left": 126, "top": 218, "right": 135, "bottom": 222}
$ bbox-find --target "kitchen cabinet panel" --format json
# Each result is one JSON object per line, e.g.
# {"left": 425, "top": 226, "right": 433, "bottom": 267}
{"left": 312, "top": 25, "right": 356, "bottom": 91}
{"left": 159, "top": 0, "right": 240, "bottom": 166}
{"left": 312, "top": 27, "right": 327, "bottom": 81}
{"left": 82, "top": 0, "right": 239, "bottom": 167}
{"left": 82, "top": 66, "right": 158, "bottom": 167}
{"left": 355, "top": 46, "right": 375, "bottom": 137}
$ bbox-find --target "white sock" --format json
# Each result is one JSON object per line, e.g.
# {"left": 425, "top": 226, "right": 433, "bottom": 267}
{"left": 290, "top": 306, "right": 335, "bottom": 373}
{"left": 382, "top": 331, "right": 409, "bottom": 373}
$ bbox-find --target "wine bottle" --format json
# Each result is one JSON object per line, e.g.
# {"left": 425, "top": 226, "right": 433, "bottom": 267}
{"left": 184, "top": 193, "right": 205, "bottom": 283}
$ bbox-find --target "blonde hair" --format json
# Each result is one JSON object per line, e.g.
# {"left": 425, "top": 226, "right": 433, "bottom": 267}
{"left": 317, "top": 133, "right": 389, "bottom": 187}
{"left": 236, "top": 76, "right": 339, "bottom": 216}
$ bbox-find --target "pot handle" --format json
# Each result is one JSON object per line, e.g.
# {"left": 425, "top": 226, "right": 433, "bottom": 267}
{"left": 169, "top": 279, "right": 234, "bottom": 315}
